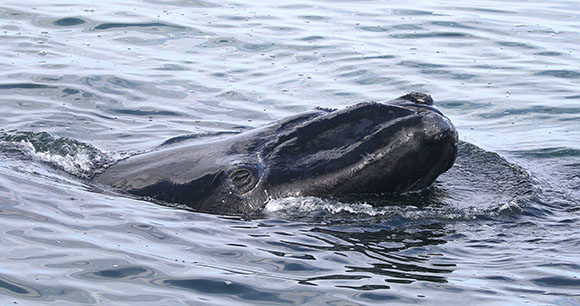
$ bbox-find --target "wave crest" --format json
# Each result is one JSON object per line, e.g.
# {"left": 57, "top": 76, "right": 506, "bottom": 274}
{"left": 0, "top": 130, "right": 127, "bottom": 179}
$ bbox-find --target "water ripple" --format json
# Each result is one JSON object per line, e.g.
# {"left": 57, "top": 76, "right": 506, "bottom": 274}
{"left": 94, "top": 22, "right": 186, "bottom": 31}
{"left": 536, "top": 70, "right": 580, "bottom": 78}
{"left": 53, "top": 18, "right": 86, "bottom": 27}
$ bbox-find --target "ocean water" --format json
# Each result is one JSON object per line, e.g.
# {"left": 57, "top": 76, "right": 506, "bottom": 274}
{"left": 0, "top": 0, "right": 579, "bottom": 305}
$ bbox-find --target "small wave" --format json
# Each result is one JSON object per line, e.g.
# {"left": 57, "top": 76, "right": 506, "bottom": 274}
{"left": 0, "top": 130, "right": 127, "bottom": 179}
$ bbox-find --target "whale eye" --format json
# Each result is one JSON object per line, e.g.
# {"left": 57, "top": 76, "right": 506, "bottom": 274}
{"left": 230, "top": 168, "right": 258, "bottom": 194}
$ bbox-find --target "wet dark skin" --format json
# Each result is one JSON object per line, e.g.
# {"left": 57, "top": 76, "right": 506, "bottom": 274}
{"left": 94, "top": 92, "right": 458, "bottom": 215}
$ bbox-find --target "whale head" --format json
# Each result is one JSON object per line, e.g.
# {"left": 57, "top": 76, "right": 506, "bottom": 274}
{"left": 94, "top": 93, "right": 458, "bottom": 214}
{"left": 259, "top": 92, "right": 458, "bottom": 200}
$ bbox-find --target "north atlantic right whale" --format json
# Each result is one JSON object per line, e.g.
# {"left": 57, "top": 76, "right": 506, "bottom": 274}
{"left": 93, "top": 92, "right": 458, "bottom": 215}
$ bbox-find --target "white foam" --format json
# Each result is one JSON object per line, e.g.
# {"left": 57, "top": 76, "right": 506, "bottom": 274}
{"left": 264, "top": 196, "right": 389, "bottom": 217}
{"left": 6, "top": 139, "right": 126, "bottom": 179}
{"left": 263, "top": 195, "right": 521, "bottom": 222}
{"left": 496, "top": 200, "right": 524, "bottom": 214}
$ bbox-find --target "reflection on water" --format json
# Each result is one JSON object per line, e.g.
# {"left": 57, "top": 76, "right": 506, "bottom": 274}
{"left": 1, "top": 0, "right": 580, "bottom": 304}
{"left": 303, "top": 225, "right": 454, "bottom": 285}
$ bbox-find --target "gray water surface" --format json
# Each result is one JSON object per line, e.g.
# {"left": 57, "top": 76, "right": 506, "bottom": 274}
{"left": 0, "top": 0, "right": 579, "bottom": 305}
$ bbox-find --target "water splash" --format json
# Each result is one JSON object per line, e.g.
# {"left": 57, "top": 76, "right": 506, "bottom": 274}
{"left": 0, "top": 130, "right": 127, "bottom": 179}
{"left": 264, "top": 196, "right": 387, "bottom": 218}
{"left": 263, "top": 195, "right": 525, "bottom": 223}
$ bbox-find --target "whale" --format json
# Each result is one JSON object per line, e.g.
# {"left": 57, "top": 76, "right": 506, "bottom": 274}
{"left": 93, "top": 92, "right": 458, "bottom": 214}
